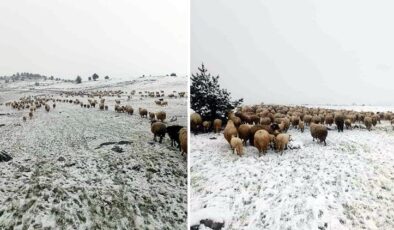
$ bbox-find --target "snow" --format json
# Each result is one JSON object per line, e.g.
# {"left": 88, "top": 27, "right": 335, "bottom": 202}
{"left": 190, "top": 121, "right": 394, "bottom": 230}
{"left": 0, "top": 75, "right": 187, "bottom": 229}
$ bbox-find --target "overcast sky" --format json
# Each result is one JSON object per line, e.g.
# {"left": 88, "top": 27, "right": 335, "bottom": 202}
{"left": 192, "top": 0, "right": 394, "bottom": 105}
{"left": 0, "top": 0, "right": 188, "bottom": 79}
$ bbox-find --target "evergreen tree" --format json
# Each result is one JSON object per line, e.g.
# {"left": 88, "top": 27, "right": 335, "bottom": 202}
{"left": 92, "top": 73, "right": 99, "bottom": 81}
{"left": 75, "top": 76, "right": 82, "bottom": 84}
{"left": 191, "top": 63, "right": 243, "bottom": 121}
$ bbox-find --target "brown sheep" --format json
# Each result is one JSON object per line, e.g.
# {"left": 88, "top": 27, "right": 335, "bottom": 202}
{"left": 310, "top": 123, "right": 328, "bottom": 145}
{"left": 231, "top": 116, "right": 242, "bottom": 127}
{"left": 139, "top": 108, "right": 148, "bottom": 118}
{"left": 274, "top": 133, "right": 290, "bottom": 154}
{"left": 334, "top": 113, "right": 344, "bottom": 132}
{"left": 224, "top": 120, "right": 238, "bottom": 145}
{"left": 156, "top": 111, "right": 166, "bottom": 122}
{"left": 179, "top": 127, "right": 187, "bottom": 155}
{"left": 371, "top": 115, "right": 378, "bottom": 126}
{"left": 125, "top": 105, "right": 134, "bottom": 115}
{"left": 312, "top": 115, "right": 321, "bottom": 124}
{"left": 291, "top": 116, "right": 300, "bottom": 127}
{"left": 254, "top": 129, "right": 270, "bottom": 156}
{"left": 230, "top": 136, "right": 243, "bottom": 156}
{"left": 249, "top": 124, "right": 265, "bottom": 146}
{"left": 202, "top": 121, "right": 211, "bottom": 132}
{"left": 364, "top": 117, "right": 372, "bottom": 131}
{"left": 325, "top": 115, "right": 334, "bottom": 126}
{"left": 99, "top": 103, "right": 105, "bottom": 110}
{"left": 304, "top": 115, "right": 312, "bottom": 126}
{"left": 298, "top": 121, "right": 305, "bottom": 133}
{"left": 151, "top": 121, "right": 167, "bottom": 143}
{"left": 213, "top": 119, "right": 222, "bottom": 133}
{"left": 149, "top": 112, "right": 155, "bottom": 120}
{"left": 190, "top": 113, "right": 203, "bottom": 133}
{"left": 344, "top": 119, "right": 352, "bottom": 129}
{"left": 260, "top": 117, "right": 271, "bottom": 126}
{"left": 237, "top": 124, "right": 251, "bottom": 145}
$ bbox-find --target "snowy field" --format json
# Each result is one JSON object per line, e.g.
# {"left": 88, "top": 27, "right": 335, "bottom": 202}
{"left": 0, "top": 75, "right": 187, "bottom": 229}
{"left": 190, "top": 120, "right": 394, "bottom": 230}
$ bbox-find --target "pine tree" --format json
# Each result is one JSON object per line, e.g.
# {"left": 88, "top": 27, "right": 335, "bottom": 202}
{"left": 75, "top": 76, "right": 82, "bottom": 84}
{"left": 191, "top": 63, "right": 243, "bottom": 121}
{"left": 92, "top": 73, "right": 99, "bottom": 81}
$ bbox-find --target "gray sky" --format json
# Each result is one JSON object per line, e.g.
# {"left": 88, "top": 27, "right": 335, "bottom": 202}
{"left": 0, "top": 0, "right": 188, "bottom": 79}
{"left": 192, "top": 0, "right": 394, "bottom": 105}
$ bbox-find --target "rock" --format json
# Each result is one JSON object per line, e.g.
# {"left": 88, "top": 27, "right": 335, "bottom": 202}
{"left": 199, "top": 219, "right": 225, "bottom": 230}
{"left": 132, "top": 165, "right": 141, "bottom": 171}
{"left": 57, "top": 156, "right": 66, "bottom": 161}
{"left": 0, "top": 150, "right": 12, "bottom": 162}
{"left": 111, "top": 146, "right": 124, "bottom": 153}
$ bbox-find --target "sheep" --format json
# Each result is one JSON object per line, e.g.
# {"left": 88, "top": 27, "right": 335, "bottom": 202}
{"left": 166, "top": 125, "right": 183, "bottom": 147}
{"left": 125, "top": 105, "right": 134, "bottom": 115}
{"left": 161, "top": 101, "right": 168, "bottom": 106}
{"left": 334, "top": 113, "right": 344, "bottom": 132}
{"left": 230, "top": 136, "right": 243, "bottom": 156}
{"left": 254, "top": 129, "right": 270, "bottom": 156}
{"left": 104, "top": 105, "right": 108, "bottom": 110}
{"left": 291, "top": 116, "right": 300, "bottom": 128}
{"left": 149, "top": 112, "right": 155, "bottom": 120}
{"left": 155, "top": 100, "right": 162, "bottom": 105}
{"left": 249, "top": 124, "right": 265, "bottom": 147}
{"left": 190, "top": 113, "right": 203, "bottom": 134}
{"left": 371, "top": 115, "right": 378, "bottom": 126}
{"left": 202, "top": 121, "right": 211, "bottom": 132}
{"left": 156, "top": 111, "right": 166, "bottom": 122}
{"left": 260, "top": 117, "right": 271, "bottom": 125}
{"left": 325, "top": 115, "right": 334, "bottom": 126}
{"left": 364, "top": 116, "right": 372, "bottom": 131}
{"left": 139, "top": 108, "right": 148, "bottom": 118}
{"left": 29, "top": 111, "right": 33, "bottom": 119}
{"left": 310, "top": 123, "right": 328, "bottom": 145}
{"left": 237, "top": 124, "right": 251, "bottom": 145}
{"left": 298, "top": 121, "right": 305, "bottom": 133}
{"left": 231, "top": 116, "right": 242, "bottom": 127}
{"left": 345, "top": 119, "right": 352, "bottom": 129}
{"left": 99, "top": 103, "right": 105, "bottom": 110}
{"left": 53, "top": 103, "right": 56, "bottom": 109}
{"left": 274, "top": 133, "right": 290, "bottom": 155}
{"left": 179, "top": 127, "right": 187, "bottom": 155}
{"left": 304, "top": 115, "right": 312, "bottom": 125}
{"left": 23, "top": 116, "right": 27, "bottom": 122}
{"left": 213, "top": 119, "right": 222, "bottom": 133}
{"left": 45, "top": 104, "right": 50, "bottom": 112}
{"left": 312, "top": 115, "right": 321, "bottom": 124}
{"left": 224, "top": 120, "right": 238, "bottom": 145}
{"left": 151, "top": 121, "right": 167, "bottom": 143}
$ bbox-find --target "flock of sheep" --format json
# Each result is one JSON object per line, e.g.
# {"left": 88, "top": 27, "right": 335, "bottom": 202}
{"left": 4, "top": 88, "right": 188, "bottom": 156}
{"left": 191, "top": 104, "right": 394, "bottom": 156}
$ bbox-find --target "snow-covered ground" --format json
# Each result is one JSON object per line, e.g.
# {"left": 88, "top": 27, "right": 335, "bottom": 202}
{"left": 190, "top": 120, "right": 394, "bottom": 230}
{"left": 0, "top": 75, "right": 188, "bottom": 229}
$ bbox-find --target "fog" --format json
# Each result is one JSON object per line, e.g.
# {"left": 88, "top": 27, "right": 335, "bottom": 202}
{"left": 0, "top": 0, "right": 188, "bottom": 80}
{"left": 192, "top": 0, "right": 394, "bottom": 105}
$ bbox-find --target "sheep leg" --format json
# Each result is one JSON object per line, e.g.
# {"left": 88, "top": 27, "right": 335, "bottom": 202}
{"left": 153, "top": 135, "right": 157, "bottom": 142}
{"left": 159, "top": 136, "right": 163, "bottom": 143}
